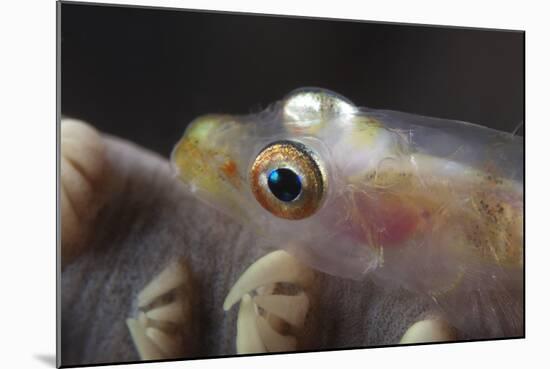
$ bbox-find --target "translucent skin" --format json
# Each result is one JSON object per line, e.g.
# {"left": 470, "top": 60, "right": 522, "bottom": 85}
{"left": 171, "top": 88, "right": 524, "bottom": 337}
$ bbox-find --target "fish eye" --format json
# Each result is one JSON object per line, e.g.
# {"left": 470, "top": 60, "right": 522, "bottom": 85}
{"left": 268, "top": 168, "right": 302, "bottom": 202}
{"left": 250, "top": 140, "right": 326, "bottom": 220}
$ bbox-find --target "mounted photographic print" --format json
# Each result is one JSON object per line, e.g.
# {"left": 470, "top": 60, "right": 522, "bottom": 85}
{"left": 58, "top": 1, "right": 524, "bottom": 366}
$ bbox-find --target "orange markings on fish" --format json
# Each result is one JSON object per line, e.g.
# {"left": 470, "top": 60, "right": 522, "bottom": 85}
{"left": 221, "top": 160, "right": 237, "bottom": 176}
{"left": 220, "top": 160, "right": 240, "bottom": 188}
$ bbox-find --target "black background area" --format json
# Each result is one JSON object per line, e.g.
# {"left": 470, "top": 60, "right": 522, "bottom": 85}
{"left": 61, "top": 3, "right": 524, "bottom": 157}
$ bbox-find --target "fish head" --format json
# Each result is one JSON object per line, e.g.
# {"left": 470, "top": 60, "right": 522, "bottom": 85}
{"left": 171, "top": 88, "right": 414, "bottom": 279}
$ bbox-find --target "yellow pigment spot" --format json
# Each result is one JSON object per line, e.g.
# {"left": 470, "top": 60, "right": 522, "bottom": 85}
{"left": 349, "top": 117, "right": 382, "bottom": 148}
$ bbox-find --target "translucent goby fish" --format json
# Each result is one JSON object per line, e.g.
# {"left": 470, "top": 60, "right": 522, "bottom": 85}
{"left": 171, "top": 88, "right": 523, "bottom": 339}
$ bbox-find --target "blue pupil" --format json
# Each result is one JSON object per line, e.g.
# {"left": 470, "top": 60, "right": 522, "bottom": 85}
{"left": 267, "top": 168, "right": 302, "bottom": 202}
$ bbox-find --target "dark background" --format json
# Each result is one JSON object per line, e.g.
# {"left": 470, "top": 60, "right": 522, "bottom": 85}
{"left": 60, "top": 2, "right": 524, "bottom": 158}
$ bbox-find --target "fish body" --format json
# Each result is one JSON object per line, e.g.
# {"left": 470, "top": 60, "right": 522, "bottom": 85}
{"left": 172, "top": 88, "right": 523, "bottom": 338}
